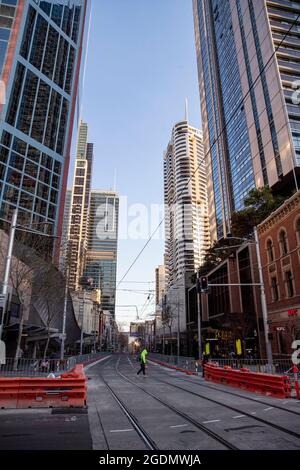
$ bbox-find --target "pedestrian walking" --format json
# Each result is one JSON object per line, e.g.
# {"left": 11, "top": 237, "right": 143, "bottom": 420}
{"left": 137, "top": 348, "right": 148, "bottom": 376}
{"left": 202, "top": 353, "right": 209, "bottom": 378}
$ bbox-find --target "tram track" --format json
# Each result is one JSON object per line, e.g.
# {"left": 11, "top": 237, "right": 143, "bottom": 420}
{"left": 144, "top": 370, "right": 300, "bottom": 440}
{"left": 114, "top": 358, "right": 238, "bottom": 450}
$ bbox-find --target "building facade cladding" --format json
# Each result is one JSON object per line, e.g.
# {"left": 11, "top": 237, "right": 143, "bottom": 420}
{"left": 258, "top": 190, "right": 300, "bottom": 355}
{"left": 164, "top": 120, "right": 210, "bottom": 288}
{"left": 67, "top": 120, "right": 93, "bottom": 290}
{"left": 0, "top": 0, "right": 88, "bottom": 240}
{"left": 193, "top": 0, "right": 300, "bottom": 242}
{"left": 84, "top": 190, "right": 119, "bottom": 317}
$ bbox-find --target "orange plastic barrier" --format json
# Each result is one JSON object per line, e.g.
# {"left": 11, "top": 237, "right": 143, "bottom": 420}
{"left": 204, "top": 363, "right": 291, "bottom": 399}
{"left": 0, "top": 365, "right": 86, "bottom": 409}
{"left": 0, "top": 377, "right": 20, "bottom": 409}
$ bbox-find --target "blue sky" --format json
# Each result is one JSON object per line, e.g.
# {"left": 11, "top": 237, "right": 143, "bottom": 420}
{"left": 79, "top": 0, "right": 202, "bottom": 329}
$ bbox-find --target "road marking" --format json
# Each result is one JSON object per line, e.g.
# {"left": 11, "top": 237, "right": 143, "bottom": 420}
{"left": 233, "top": 415, "right": 246, "bottom": 419}
{"left": 264, "top": 407, "right": 274, "bottom": 411}
{"left": 109, "top": 429, "right": 134, "bottom": 433}
{"left": 250, "top": 412, "right": 256, "bottom": 415}
{"left": 170, "top": 424, "right": 188, "bottom": 429}
{"left": 203, "top": 420, "right": 220, "bottom": 424}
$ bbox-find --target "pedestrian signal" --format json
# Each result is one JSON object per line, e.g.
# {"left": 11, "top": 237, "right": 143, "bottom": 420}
{"left": 200, "top": 276, "right": 208, "bottom": 292}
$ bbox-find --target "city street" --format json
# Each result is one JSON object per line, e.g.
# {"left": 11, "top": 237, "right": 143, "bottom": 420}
{"left": 1, "top": 355, "right": 300, "bottom": 451}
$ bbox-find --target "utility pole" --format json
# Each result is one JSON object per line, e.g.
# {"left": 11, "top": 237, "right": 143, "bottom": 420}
{"left": 254, "top": 227, "right": 273, "bottom": 366}
{"left": 60, "top": 263, "right": 69, "bottom": 360}
{"left": 80, "top": 290, "right": 86, "bottom": 355}
{"left": 0, "top": 209, "right": 18, "bottom": 342}
{"left": 177, "top": 291, "right": 180, "bottom": 365}
{"left": 196, "top": 273, "right": 203, "bottom": 361}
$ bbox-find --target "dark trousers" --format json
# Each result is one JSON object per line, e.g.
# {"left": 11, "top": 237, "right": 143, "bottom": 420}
{"left": 137, "top": 362, "right": 146, "bottom": 375}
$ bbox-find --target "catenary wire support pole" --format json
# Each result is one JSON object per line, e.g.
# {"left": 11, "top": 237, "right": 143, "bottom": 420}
{"left": 254, "top": 226, "right": 273, "bottom": 367}
{"left": 80, "top": 290, "right": 86, "bottom": 355}
{"left": 60, "top": 265, "right": 69, "bottom": 360}
{"left": 196, "top": 273, "right": 203, "bottom": 362}
{"left": 0, "top": 209, "right": 18, "bottom": 342}
{"left": 177, "top": 291, "right": 180, "bottom": 366}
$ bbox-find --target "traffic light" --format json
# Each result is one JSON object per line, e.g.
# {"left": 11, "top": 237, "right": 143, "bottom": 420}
{"left": 200, "top": 276, "right": 209, "bottom": 292}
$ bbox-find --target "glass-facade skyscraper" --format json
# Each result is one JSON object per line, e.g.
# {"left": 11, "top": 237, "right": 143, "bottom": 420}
{"left": 84, "top": 190, "right": 119, "bottom": 317}
{"left": 193, "top": 0, "right": 300, "bottom": 241}
{"left": 0, "top": 0, "right": 89, "bottom": 244}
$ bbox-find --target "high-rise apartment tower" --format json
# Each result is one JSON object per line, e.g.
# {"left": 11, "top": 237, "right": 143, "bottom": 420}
{"left": 164, "top": 120, "right": 210, "bottom": 287}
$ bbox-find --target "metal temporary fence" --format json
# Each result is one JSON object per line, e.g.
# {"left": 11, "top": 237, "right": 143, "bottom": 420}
{"left": 0, "top": 352, "right": 110, "bottom": 377}
{"left": 209, "top": 358, "right": 293, "bottom": 375}
{"left": 149, "top": 354, "right": 295, "bottom": 376}
{"left": 149, "top": 353, "right": 202, "bottom": 373}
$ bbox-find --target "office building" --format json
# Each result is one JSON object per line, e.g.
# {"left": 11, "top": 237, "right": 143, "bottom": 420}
{"left": 193, "top": 0, "right": 300, "bottom": 241}
{"left": 164, "top": 120, "right": 210, "bottom": 287}
{"left": 84, "top": 190, "right": 119, "bottom": 317}
{"left": 67, "top": 120, "right": 93, "bottom": 290}
{"left": 0, "top": 0, "right": 89, "bottom": 244}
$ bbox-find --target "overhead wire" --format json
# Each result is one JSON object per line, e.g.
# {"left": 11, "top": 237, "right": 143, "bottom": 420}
{"left": 116, "top": 12, "right": 300, "bottom": 287}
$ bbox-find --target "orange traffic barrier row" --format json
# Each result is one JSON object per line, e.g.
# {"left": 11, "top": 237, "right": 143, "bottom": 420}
{"left": 204, "top": 363, "right": 291, "bottom": 399}
{"left": 0, "top": 365, "right": 86, "bottom": 409}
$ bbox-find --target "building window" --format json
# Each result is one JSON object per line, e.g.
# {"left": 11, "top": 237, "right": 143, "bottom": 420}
{"left": 285, "top": 270, "right": 294, "bottom": 298}
{"left": 271, "top": 276, "right": 279, "bottom": 302}
{"left": 279, "top": 229, "right": 288, "bottom": 256}
{"left": 295, "top": 217, "right": 300, "bottom": 245}
{"left": 266, "top": 238, "right": 274, "bottom": 263}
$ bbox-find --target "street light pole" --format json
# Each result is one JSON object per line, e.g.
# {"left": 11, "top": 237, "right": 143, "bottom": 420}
{"left": 0, "top": 209, "right": 18, "bottom": 342}
{"left": 80, "top": 290, "right": 86, "bottom": 355}
{"left": 60, "top": 266, "right": 68, "bottom": 360}
{"left": 177, "top": 291, "right": 180, "bottom": 365}
{"left": 196, "top": 273, "right": 203, "bottom": 361}
{"left": 254, "top": 227, "right": 273, "bottom": 366}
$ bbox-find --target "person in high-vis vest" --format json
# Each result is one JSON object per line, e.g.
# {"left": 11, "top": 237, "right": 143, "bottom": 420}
{"left": 137, "top": 348, "right": 148, "bottom": 376}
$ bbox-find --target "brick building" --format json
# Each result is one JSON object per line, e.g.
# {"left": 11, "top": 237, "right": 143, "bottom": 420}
{"left": 195, "top": 243, "right": 264, "bottom": 358}
{"left": 258, "top": 191, "right": 300, "bottom": 356}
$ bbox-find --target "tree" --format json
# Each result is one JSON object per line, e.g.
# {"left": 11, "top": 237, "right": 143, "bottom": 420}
{"left": 31, "top": 263, "right": 65, "bottom": 359}
{"left": 231, "top": 187, "right": 285, "bottom": 239}
{"left": 0, "top": 232, "right": 43, "bottom": 369}
{"left": 199, "top": 187, "right": 287, "bottom": 272}
{"left": 118, "top": 331, "right": 129, "bottom": 351}
{"left": 199, "top": 238, "right": 242, "bottom": 274}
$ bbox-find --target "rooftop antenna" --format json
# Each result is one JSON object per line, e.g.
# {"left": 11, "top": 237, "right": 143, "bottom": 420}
{"left": 185, "top": 98, "right": 188, "bottom": 122}
{"left": 113, "top": 168, "right": 117, "bottom": 193}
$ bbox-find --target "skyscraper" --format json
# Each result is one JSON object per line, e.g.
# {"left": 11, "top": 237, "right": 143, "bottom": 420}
{"left": 84, "top": 190, "right": 119, "bottom": 317}
{"left": 0, "top": 0, "right": 89, "bottom": 243}
{"left": 193, "top": 0, "right": 300, "bottom": 241}
{"left": 59, "top": 187, "right": 71, "bottom": 271}
{"left": 67, "top": 120, "right": 93, "bottom": 290}
{"left": 164, "top": 120, "right": 210, "bottom": 288}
